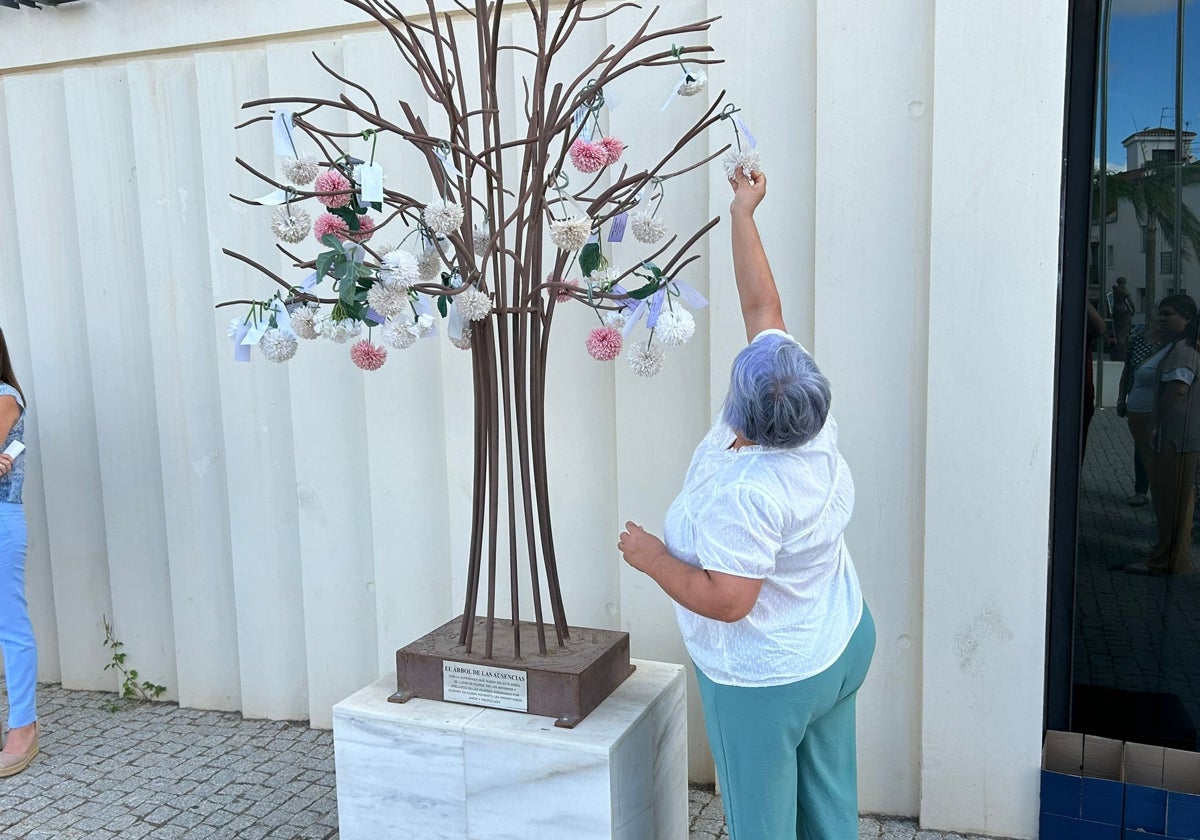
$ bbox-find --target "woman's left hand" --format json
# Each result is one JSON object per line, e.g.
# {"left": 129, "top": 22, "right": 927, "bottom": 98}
{"left": 618, "top": 521, "right": 667, "bottom": 575}
{"left": 0, "top": 454, "right": 12, "bottom": 477}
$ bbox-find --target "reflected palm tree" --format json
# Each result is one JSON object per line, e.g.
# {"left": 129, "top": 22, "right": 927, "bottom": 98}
{"left": 1098, "top": 159, "right": 1200, "bottom": 311}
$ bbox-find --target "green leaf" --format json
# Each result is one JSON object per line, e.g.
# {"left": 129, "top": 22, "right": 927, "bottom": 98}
{"left": 321, "top": 234, "right": 345, "bottom": 251}
{"left": 626, "top": 281, "right": 661, "bottom": 301}
{"left": 641, "top": 260, "right": 662, "bottom": 280}
{"left": 370, "top": 201, "right": 383, "bottom": 212}
{"left": 437, "top": 295, "right": 448, "bottom": 318}
{"left": 315, "top": 250, "right": 338, "bottom": 280}
{"left": 579, "top": 242, "right": 601, "bottom": 277}
{"left": 332, "top": 205, "right": 361, "bottom": 231}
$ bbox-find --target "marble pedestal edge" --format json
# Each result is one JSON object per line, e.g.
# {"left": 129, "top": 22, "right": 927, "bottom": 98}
{"left": 332, "top": 658, "right": 688, "bottom": 840}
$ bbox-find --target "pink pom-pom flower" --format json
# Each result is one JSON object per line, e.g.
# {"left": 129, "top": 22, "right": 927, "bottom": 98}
{"left": 585, "top": 326, "right": 623, "bottom": 361}
{"left": 347, "top": 214, "right": 376, "bottom": 242}
{"left": 350, "top": 339, "right": 388, "bottom": 371}
{"left": 570, "top": 138, "right": 608, "bottom": 174}
{"left": 313, "top": 212, "right": 349, "bottom": 242}
{"left": 598, "top": 136, "right": 626, "bottom": 165}
{"left": 315, "top": 169, "right": 353, "bottom": 208}
{"left": 551, "top": 274, "right": 580, "bottom": 303}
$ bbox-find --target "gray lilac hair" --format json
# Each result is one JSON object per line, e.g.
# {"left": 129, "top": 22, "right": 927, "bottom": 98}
{"left": 721, "top": 334, "right": 831, "bottom": 449}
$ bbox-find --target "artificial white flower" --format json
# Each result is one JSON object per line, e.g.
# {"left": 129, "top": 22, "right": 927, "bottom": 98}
{"left": 413, "top": 312, "right": 436, "bottom": 338}
{"left": 290, "top": 304, "right": 320, "bottom": 340}
{"left": 382, "top": 316, "right": 418, "bottom": 350}
{"left": 259, "top": 327, "right": 299, "bottom": 363}
{"left": 627, "top": 339, "right": 665, "bottom": 377}
{"left": 588, "top": 266, "right": 621, "bottom": 290}
{"left": 367, "top": 282, "right": 410, "bottom": 318}
{"left": 271, "top": 207, "right": 312, "bottom": 244}
{"left": 418, "top": 247, "right": 444, "bottom": 282}
{"left": 655, "top": 306, "right": 695, "bottom": 347}
{"left": 281, "top": 154, "right": 321, "bottom": 186}
{"left": 549, "top": 215, "right": 593, "bottom": 251}
{"left": 630, "top": 211, "right": 667, "bottom": 245}
{"left": 315, "top": 315, "right": 362, "bottom": 344}
{"left": 723, "top": 149, "right": 762, "bottom": 181}
{"left": 456, "top": 287, "right": 492, "bottom": 322}
{"left": 679, "top": 70, "right": 708, "bottom": 97}
{"left": 603, "top": 309, "right": 629, "bottom": 330}
{"left": 227, "top": 318, "right": 243, "bottom": 339}
{"left": 379, "top": 249, "right": 420, "bottom": 290}
{"left": 425, "top": 198, "right": 464, "bottom": 236}
{"left": 450, "top": 323, "right": 473, "bottom": 350}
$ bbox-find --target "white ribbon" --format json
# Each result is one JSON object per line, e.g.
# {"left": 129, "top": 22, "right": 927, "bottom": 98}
{"left": 660, "top": 75, "right": 687, "bottom": 112}
{"left": 252, "top": 189, "right": 290, "bottom": 206}
{"left": 272, "top": 110, "right": 297, "bottom": 157}
{"left": 734, "top": 115, "right": 758, "bottom": 149}
{"left": 434, "top": 146, "right": 464, "bottom": 180}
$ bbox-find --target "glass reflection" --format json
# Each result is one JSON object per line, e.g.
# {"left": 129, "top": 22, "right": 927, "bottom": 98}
{"left": 1076, "top": 0, "right": 1200, "bottom": 751}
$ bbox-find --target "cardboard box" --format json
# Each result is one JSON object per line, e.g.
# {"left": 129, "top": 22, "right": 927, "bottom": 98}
{"left": 1122, "top": 741, "right": 1200, "bottom": 839}
{"left": 1041, "top": 730, "right": 1125, "bottom": 839}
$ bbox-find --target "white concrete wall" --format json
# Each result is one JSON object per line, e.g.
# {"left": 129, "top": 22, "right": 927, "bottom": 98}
{"left": 0, "top": 1, "right": 1067, "bottom": 835}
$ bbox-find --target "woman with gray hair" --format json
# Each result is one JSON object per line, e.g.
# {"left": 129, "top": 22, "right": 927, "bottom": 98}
{"left": 619, "top": 169, "right": 873, "bottom": 838}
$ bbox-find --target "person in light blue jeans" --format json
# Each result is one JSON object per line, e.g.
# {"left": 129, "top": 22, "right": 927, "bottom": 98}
{"left": 0, "top": 326, "right": 37, "bottom": 777}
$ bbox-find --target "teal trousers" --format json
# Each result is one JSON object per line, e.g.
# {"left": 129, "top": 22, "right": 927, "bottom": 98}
{"left": 696, "top": 602, "right": 876, "bottom": 840}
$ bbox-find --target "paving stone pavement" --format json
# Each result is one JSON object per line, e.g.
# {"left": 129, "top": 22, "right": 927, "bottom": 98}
{"left": 1075, "top": 407, "right": 1200, "bottom": 747}
{"left": 0, "top": 680, "right": 1011, "bottom": 839}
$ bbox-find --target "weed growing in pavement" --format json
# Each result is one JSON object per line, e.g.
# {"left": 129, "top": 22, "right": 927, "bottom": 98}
{"left": 101, "top": 615, "right": 167, "bottom": 712}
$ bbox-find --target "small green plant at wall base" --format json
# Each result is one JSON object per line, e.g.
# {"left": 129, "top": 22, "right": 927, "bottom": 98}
{"left": 101, "top": 616, "right": 167, "bottom": 711}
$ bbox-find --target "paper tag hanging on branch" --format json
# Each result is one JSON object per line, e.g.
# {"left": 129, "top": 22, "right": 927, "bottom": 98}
{"left": 357, "top": 163, "right": 385, "bottom": 204}
{"left": 661, "top": 75, "right": 688, "bottom": 112}
{"left": 241, "top": 317, "right": 270, "bottom": 347}
{"left": 267, "top": 298, "right": 294, "bottom": 336}
{"left": 733, "top": 115, "right": 757, "bottom": 149}
{"left": 232, "top": 323, "right": 252, "bottom": 362}
{"left": 272, "top": 111, "right": 297, "bottom": 157}
{"left": 608, "top": 212, "right": 628, "bottom": 243}
{"left": 573, "top": 105, "right": 596, "bottom": 143}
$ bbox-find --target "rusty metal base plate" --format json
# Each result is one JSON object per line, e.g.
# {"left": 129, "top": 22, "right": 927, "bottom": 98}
{"left": 391, "top": 616, "right": 635, "bottom": 728}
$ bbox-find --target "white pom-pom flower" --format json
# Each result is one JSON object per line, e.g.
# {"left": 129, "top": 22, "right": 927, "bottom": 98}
{"left": 259, "top": 327, "right": 299, "bottom": 363}
{"left": 655, "top": 306, "right": 695, "bottom": 347}
{"left": 456, "top": 287, "right": 492, "bottom": 322}
{"left": 383, "top": 316, "right": 418, "bottom": 350}
{"left": 679, "top": 71, "right": 708, "bottom": 97}
{"left": 723, "top": 149, "right": 762, "bottom": 181}
{"left": 627, "top": 339, "right": 665, "bottom": 377}
{"left": 603, "top": 309, "right": 630, "bottom": 330}
{"left": 630, "top": 211, "right": 667, "bottom": 245}
{"left": 549, "top": 215, "right": 593, "bottom": 252}
{"left": 227, "top": 318, "right": 243, "bottom": 339}
{"left": 290, "top": 304, "right": 320, "bottom": 340}
{"left": 379, "top": 249, "right": 420, "bottom": 291}
{"left": 425, "top": 199, "right": 464, "bottom": 236}
{"left": 281, "top": 154, "right": 321, "bottom": 186}
{"left": 270, "top": 207, "right": 312, "bottom": 244}
{"left": 450, "top": 324, "right": 473, "bottom": 350}
{"left": 418, "top": 247, "right": 444, "bottom": 282}
{"left": 367, "top": 282, "right": 410, "bottom": 318}
{"left": 413, "top": 312, "right": 436, "bottom": 338}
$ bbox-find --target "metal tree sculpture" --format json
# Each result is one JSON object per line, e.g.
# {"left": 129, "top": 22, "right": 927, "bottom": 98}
{"left": 220, "top": 0, "right": 735, "bottom": 665}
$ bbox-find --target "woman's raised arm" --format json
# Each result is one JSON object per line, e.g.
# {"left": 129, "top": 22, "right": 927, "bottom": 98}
{"left": 729, "top": 170, "right": 786, "bottom": 343}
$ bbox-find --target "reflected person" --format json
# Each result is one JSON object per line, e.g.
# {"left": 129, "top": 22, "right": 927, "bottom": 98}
{"left": 618, "top": 169, "right": 874, "bottom": 839}
{"left": 1117, "top": 319, "right": 1166, "bottom": 507}
{"left": 1125, "top": 294, "right": 1200, "bottom": 576}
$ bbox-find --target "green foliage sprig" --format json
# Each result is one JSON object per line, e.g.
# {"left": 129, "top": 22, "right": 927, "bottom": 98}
{"left": 101, "top": 616, "right": 167, "bottom": 712}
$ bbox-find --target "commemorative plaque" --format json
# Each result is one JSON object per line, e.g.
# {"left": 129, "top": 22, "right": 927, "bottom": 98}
{"left": 390, "top": 615, "right": 635, "bottom": 728}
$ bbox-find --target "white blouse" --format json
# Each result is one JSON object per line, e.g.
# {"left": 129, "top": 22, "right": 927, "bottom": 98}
{"left": 663, "top": 335, "right": 863, "bottom": 686}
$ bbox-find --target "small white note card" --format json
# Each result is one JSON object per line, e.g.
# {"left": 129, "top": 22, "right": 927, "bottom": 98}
{"left": 4, "top": 440, "right": 25, "bottom": 459}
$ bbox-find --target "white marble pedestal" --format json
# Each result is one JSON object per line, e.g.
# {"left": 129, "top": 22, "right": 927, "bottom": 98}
{"left": 332, "top": 659, "right": 687, "bottom": 840}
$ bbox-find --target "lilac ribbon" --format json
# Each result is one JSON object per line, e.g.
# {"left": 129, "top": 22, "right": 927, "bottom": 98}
{"left": 620, "top": 279, "right": 709, "bottom": 340}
